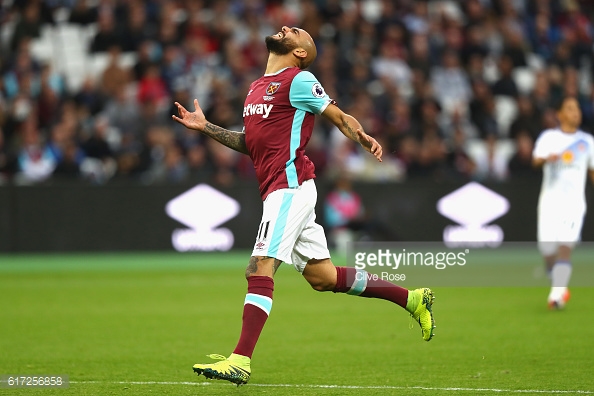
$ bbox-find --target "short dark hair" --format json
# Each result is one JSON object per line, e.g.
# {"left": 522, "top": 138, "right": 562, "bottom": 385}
{"left": 554, "top": 96, "right": 577, "bottom": 111}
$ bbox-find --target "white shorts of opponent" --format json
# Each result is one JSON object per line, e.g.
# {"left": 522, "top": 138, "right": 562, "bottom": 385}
{"left": 251, "top": 179, "right": 330, "bottom": 273}
{"left": 537, "top": 205, "right": 584, "bottom": 256}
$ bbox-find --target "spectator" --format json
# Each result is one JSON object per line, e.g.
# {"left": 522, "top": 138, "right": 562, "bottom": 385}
{"left": 528, "top": 12, "right": 561, "bottom": 60}
{"left": 122, "top": 2, "right": 155, "bottom": 52}
{"left": 68, "top": 0, "right": 98, "bottom": 26}
{"left": 460, "top": 24, "right": 488, "bottom": 67}
{"left": 408, "top": 34, "right": 432, "bottom": 78}
{"left": 36, "top": 65, "right": 62, "bottom": 130}
{"left": 406, "top": 135, "right": 445, "bottom": 180}
{"left": 413, "top": 98, "right": 445, "bottom": 142}
{"left": 53, "top": 140, "right": 82, "bottom": 179}
{"left": 103, "top": 85, "right": 139, "bottom": 141}
{"left": 431, "top": 51, "right": 472, "bottom": 113}
{"left": 160, "top": 45, "right": 184, "bottom": 94}
{"left": 324, "top": 175, "right": 364, "bottom": 242}
{"left": 372, "top": 42, "right": 413, "bottom": 99}
{"left": 444, "top": 127, "right": 476, "bottom": 181}
{"left": 82, "top": 116, "right": 116, "bottom": 162}
{"left": 502, "top": 29, "right": 528, "bottom": 68}
{"left": 90, "top": 10, "right": 120, "bottom": 53}
{"left": 470, "top": 80, "right": 499, "bottom": 138}
{"left": 0, "top": 128, "right": 15, "bottom": 183}
{"left": 508, "top": 131, "right": 540, "bottom": 179}
{"left": 153, "top": 144, "right": 188, "bottom": 184}
{"left": 557, "top": 0, "right": 593, "bottom": 65}
{"left": 15, "top": 119, "right": 56, "bottom": 184}
{"left": 384, "top": 98, "right": 413, "bottom": 153}
{"left": 509, "top": 95, "right": 542, "bottom": 139}
{"left": 100, "top": 46, "right": 131, "bottom": 98}
{"left": 531, "top": 71, "right": 553, "bottom": 113}
{"left": 10, "top": 2, "right": 42, "bottom": 51}
{"left": 3, "top": 45, "right": 40, "bottom": 100}
{"left": 491, "top": 54, "right": 519, "bottom": 97}
{"left": 403, "top": 1, "right": 430, "bottom": 35}
{"left": 137, "top": 63, "right": 169, "bottom": 111}
{"left": 186, "top": 143, "right": 209, "bottom": 181}
{"left": 74, "top": 77, "right": 105, "bottom": 116}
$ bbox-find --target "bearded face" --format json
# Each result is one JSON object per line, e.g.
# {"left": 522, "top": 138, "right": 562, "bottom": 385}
{"left": 265, "top": 34, "right": 298, "bottom": 55}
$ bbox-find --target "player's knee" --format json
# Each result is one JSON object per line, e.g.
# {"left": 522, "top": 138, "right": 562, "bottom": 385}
{"left": 307, "top": 277, "right": 336, "bottom": 292}
{"left": 245, "top": 256, "right": 276, "bottom": 279}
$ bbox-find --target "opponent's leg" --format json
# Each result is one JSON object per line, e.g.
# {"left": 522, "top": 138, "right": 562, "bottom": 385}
{"left": 303, "top": 259, "right": 435, "bottom": 341}
{"left": 543, "top": 254, "right": 556, "bottom": 279}
{"left": 192, "top": 256, "right": 279, "bottom": 385}
{"left": 548, "top": 246, "right": 572, "bottom": 309}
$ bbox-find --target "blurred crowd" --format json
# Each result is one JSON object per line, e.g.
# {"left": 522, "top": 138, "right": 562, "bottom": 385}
{"left": 0, "top": 0, "right": 593, "bottom": 186}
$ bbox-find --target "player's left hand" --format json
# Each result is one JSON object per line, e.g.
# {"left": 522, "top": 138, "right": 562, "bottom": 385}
{"left": 357, "top": 129, "right": 383, "bottom": 162}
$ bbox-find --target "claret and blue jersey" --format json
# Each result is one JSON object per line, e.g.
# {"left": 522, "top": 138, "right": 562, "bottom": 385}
{"left": 243, "top": 67, "right": 333, "bottom": 200}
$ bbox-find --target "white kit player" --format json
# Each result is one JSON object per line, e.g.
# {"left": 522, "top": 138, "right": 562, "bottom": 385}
{"left": 532, "top": 96, "right": 594, "bottom": 309}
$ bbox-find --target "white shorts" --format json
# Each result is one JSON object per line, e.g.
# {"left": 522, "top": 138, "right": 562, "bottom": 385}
{"left": 537, "top": 207, "right": 584, "bottom": 256}
{"left": 251, "top": 179, "right": 330, "bottom": 272}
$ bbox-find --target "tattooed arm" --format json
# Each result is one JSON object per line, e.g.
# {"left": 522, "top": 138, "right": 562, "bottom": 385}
{"left": 202, "top": 122, "right": 249, "bottom": 155}
{"left": 172, "top": 99, "right": 249, "bottom": 155}
{"left": 321, "top": 103, "right": 382, "bottom": 162}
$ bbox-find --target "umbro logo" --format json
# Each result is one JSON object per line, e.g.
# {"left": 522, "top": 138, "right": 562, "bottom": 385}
{"left": 255, "top": 241, "right": 266, "bottom": 250}
{"left": 437, "top": 182, "right": 509, "bottom": 247}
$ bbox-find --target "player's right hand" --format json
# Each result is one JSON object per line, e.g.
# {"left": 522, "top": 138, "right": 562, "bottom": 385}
{"left": 172, "top": 99, "right": 207, "bottom": 132}
{"left": 547, "top": 154, "right": 560, "bottom": 162}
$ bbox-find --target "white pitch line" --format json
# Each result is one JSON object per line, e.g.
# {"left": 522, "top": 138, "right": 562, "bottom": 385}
{"left": 70, "top": 381, "right": 593, "bottom": 394}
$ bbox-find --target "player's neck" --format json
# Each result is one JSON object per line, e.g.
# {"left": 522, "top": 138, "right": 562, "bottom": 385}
{"left": 559, "top": 124, "right": 578, "bottom": 134}
{"left": 264, "top": 54, "right": 298, "bottom": 75}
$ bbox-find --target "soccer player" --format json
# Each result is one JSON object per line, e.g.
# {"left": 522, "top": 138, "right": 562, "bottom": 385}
{"left": 172, "top": 26, "right": 435, "bottom": 386}
{"left": 532, "top": 96, "right": 594, "bottom": 309}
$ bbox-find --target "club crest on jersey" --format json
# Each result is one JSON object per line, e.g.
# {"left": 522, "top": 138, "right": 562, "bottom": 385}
{"left": 562, "top": 150, "right": 574, "bottom": 164}
{"left": 266, "top": 82, "right": 281, "bottom": 95}
{"left": 312, "top": 83, "right": 325, "bottom": 98}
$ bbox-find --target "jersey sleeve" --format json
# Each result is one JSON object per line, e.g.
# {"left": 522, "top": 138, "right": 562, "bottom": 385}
{"left": 289, "top": 71, "right": 333, "bottom": 115}
{"left": 533, "top": 131, "right": 552, "bottom": 159}
{"left": 589, "top": 136, "right": 594, "bottom": 170}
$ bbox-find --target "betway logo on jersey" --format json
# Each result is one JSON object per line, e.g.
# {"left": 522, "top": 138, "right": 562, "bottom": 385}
{"left": 243, "top": 103, "right": 273, "bottom": 118}
{"left": 437, "top": 182, "right": 509, "bottom": 248}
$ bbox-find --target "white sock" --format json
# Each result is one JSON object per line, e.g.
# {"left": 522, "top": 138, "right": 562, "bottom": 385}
{"left": 548, "top": 262, "right": 572, "bottom": 301}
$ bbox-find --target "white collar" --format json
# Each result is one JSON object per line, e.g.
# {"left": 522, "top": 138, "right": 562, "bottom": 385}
{"left": 263, "top": 67, "right": 290, "bottom": 77}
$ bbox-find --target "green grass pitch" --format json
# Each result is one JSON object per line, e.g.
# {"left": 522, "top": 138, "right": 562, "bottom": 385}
{"left": 1, "top": 250, "right": 593, "bottom": 395}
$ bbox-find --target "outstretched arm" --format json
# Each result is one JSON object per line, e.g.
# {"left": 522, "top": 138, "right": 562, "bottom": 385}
{"left": 172, "top": 99, "right": 249, "bottom": 155}
{"left": 321, "top": 104, "right": 382, "bottom": 162}
{"left": 532, "top": 154, "right": 559, "bottom": 168}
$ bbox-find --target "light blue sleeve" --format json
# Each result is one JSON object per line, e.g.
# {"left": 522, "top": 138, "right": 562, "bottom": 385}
{"left": 289, "top": 71, "right": 333, "bottom": 115}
